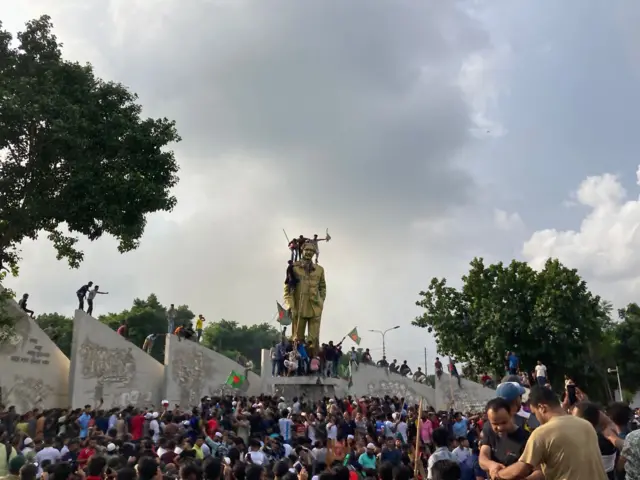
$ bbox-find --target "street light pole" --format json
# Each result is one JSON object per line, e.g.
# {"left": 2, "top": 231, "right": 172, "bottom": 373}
{"left": 608, "top": 366, "right": 623, "bottom": 402}
{"left": 368, "top": 326, "right": 400, "bottom": 359}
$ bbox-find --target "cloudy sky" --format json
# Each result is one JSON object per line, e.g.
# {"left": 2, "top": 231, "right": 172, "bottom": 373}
{"left": 4, "top": 0, "right": 640, "bottom": 370}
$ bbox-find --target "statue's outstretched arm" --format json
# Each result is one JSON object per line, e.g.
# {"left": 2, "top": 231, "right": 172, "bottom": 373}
{"left": 319, "top": 270, "right": 327, "bottom": 301}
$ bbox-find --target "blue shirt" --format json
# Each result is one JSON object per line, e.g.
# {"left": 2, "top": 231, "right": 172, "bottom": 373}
{"left": 452, "top": 418, "right": 468, "bottom": 438}
{"left": 508, "top": 354, "right": 519, "bottom": 369}
{"left": 297, "top": 344, "right": 308, "bottom": 360}
{"left": 78, "top": 413, "right": 91, "bottom": 439}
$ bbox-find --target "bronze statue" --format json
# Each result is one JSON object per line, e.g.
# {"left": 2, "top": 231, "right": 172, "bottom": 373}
{"left": 283, "top": 241, "right": 326, "bottom": 349}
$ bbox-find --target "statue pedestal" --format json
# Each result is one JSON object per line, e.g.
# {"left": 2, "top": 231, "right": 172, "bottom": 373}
{"left": 260, "top": 349, "right": 345, "bottom": 401}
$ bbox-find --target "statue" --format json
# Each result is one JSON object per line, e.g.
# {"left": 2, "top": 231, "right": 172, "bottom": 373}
{"left": 283, "top": 241, "right": 327, "bottom": 349}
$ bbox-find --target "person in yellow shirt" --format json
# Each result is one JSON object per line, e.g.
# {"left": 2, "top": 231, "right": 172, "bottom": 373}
{"left": 195, "top": 314, "right": 205, "bottom": 342}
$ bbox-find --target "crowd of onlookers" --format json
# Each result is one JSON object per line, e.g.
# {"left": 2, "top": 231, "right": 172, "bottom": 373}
{"left": 269, "top": 339, "right": 428, "bottom": 385}
{"left": 2, "top": 369, "right": 640, "bottom": 480}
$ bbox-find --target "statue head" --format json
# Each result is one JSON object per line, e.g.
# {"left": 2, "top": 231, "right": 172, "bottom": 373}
{"left": 301, "top": 242, "right": 316, "bottom": 260}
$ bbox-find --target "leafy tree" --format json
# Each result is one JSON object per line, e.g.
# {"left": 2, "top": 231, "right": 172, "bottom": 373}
{"left": 612, "top": 303, "right": 640, "bottom": 394}
{"left": 36, "top": 312, "right": 73, "bottom": 357}
{"left": 201, "top": 320, "right": 281, "bottom": 374}
{"left": 99, "top": 294, "right": 194, "bottom": 363}
{"left": 414, "top": 258, "right": 607, "bottom": 393}
{"left": 0, "top": 16, "right": 180, "bottom": 274}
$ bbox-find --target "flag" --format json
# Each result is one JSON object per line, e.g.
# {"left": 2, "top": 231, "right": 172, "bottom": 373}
{"left": 347, "top": 327, "right": 361, "bottom": 345}
{"left": 226, "top": 371, "right": 245, "bottom": 389}
{"left": 276, "top": 301, "right": 291, "bottom": 326}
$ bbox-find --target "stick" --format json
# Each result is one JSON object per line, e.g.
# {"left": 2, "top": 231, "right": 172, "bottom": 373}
{"left": 414, "top": 398, "right": 423, "bottom": 479}
{"left": 283, "top": 229, "right": 290, "bottom": 244}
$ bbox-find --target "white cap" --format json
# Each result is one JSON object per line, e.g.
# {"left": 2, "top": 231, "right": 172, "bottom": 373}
{"left": 367, "top": 443, "right": 376, "bottom": 450}
{"left": 232, "top": 401, "right": 237, "bottom": 406}
{"left": 107, "top": 443, "right": 117, "bottom": 452}
{"left": 347, "top": 435, "right": 354, "bottom": 440}
{"left": 224, "top": 457, "right": 231, "bottom": 465}
{"left": 215, "top": 432, "right": 223, "bottom": 437}
{"left": 279, "top": 397, "right": 285, "bottom": 401}
{"left": 182, "top": 420, "right": 190, "bottom": 426}
{"left": 152, "top": 412, "right": 159, "bottom": 419}
{"left": 24, "top": 438, "right": 33, "bottom": 446}
{"left": 329, "top": 398, "right": 335, "bottom": 403}
{"left": 162, "top": 400, "right": 169, "bottom": 405}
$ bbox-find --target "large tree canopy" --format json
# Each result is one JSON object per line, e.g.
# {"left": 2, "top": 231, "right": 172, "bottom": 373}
{"left": 0, "top": 16, "right": 180, "bottom": 273}
{"left": 413, "top": 258, "right": 610, "bottom": 393}
{"left": 201, "top": 320, "right": 281, "bottom": 374}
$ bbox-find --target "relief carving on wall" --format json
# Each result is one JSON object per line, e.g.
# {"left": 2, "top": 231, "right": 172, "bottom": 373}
{"left": 1, "top": 375, "right": 54, "bottom": 412}
{"left": 171, "top": 346, "right": 216, "bottom": 407}
{"left": 366, "top": 379, "right": 428, "bottom": 407}
{"left": 440, "top": 377, "right": 487, "bottom": 412}
{"left": 78, "top": 338, "right": 137, "bottom": 403}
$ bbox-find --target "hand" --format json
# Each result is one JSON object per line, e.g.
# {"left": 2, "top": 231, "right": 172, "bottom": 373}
{"left": 298, "top": 468, "right": 309, "bottom": 480}
{"left": 489, "top": 463, "right": 504, "bottom": 479}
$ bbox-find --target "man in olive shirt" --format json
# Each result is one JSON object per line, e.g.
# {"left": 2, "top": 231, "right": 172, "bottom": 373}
{"left": 495, "top": 386, "right": 607, "bottom": 480}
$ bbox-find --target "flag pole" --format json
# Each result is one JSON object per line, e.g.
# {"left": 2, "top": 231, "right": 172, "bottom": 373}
{"left": 414, "top": 398, "right": 423, "bottom": 479}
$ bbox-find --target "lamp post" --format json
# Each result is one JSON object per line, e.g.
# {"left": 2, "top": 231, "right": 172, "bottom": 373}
{"left": 368, "top": 326, "right": 400, "bottom": 359}
{"left": 608, "top": 366, "right": 624, "bottom": 402}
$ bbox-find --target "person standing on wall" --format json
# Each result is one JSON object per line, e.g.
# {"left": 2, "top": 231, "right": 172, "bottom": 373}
{"left": 18, "top": 293, "right": 34, "bottom": 318}
{"left": 167, "top": 304, "right": 177, "bottom": 334}
{"left": 196, "top": 314, "right": 205, "bottom": 342}
{"left": 76, "top": 281, "right": 93, "bottom": 311}
{"left": 86, "top": 285, "right": 109, "bottom": 316}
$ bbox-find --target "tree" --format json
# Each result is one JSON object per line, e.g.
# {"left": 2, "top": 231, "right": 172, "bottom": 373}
{"left": 99, "top": 294, "right": 194, "bottom": 363}
{"left": 0, "top": 16, "right": 180, "bottom": 274}
{"left": 413, "top": 258, "right": 608, "bottom": 393}
{"left": 612, "top": 303, "right": 640, "bottom": 394}
{"left": 36, "top": 312, "right": 73, "bottom": 357}
{"left": 201, "top": 320, "right": 281, "bottom": 374}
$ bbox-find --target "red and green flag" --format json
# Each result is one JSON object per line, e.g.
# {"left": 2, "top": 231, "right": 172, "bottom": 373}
{"left": 226, "top": 371, "right": 245, "bottom": 389}
{"left": 276, "top": 301, "right": 291, "bottom": 326}
{"left": 347, "top": 327, "right": 361, "bottom": 345}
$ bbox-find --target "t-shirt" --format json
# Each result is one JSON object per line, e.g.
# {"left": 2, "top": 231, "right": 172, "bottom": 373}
{"left": 279, "top": 418, "right": 293, "bottom": 442}
{"left": 358, "top": 452, "right": 377, "bottom": 469}
{"left": 453, "top": 418, "right": 469, "bottom": 438}
{"left": 196, "top": 317, "right": 204, "bottom": 330}
{"left": 77, "top": 284, "right": 90, "bottom": 296}
{"left": 519, "top": 415, "right": 608, "bottom": 480}
{"left": 117, "top": 325, "right": 127, "bottom": 336}
{"left": 480, "top": 422, "right": 530, "bottom": 466}
{"left": 78, "top": 413, "right": 91, "bottom": 439}
{"left": 508, "top": 354, "right": 519, "bottom": 369}
{"left": 36, "top": 447, "right": 61, "bottom": 474}
{"left": 534, "top": 364, "right": 547, "bottom": 377}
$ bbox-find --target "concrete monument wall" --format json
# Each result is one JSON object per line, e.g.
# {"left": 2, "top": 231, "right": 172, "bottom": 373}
{"left": 0, "top": 291, "right": 70, "bottom": 412}
{"left": 163, "top": 334, "right": 262, "bottom": 406}
{"left": 434, "top": 373, "right": 495, "bottom": 411}
{"left": 349, "top": 363, "right": 436, "bottom": 406}
{"left": 69, "top": 310, "right": 164, "bottom": 409}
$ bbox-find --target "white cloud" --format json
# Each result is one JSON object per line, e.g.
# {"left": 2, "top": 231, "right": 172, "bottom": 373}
{"left": 523, "top": 166, "right": 640, "bottom": 304}
{"left": 493, "top": 209, "right": 523, "bottom": 231}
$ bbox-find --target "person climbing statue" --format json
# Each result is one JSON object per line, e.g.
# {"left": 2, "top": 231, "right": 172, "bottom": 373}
{"left": 18, "top": 293, "right": 34, "bottom": 318}
{"left": 86, "top": 285, "right": 109, "bottom": 316}
{"left": 288, "top": 238, "right": 299, "bottom": 262}
{"left": 76, "top": 281, "right": 94, "bottom": 311}
{"left": 309, "top": 233, "right": 329, "bottom": 264}
{"left": 284, "top": 260, "right": 298, "bottom": 293}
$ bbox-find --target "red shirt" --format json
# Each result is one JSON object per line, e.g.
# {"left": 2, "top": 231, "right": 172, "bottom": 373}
{"left": 117, "top": 325, "right": 127, "bottom": 336}
{"left": 78, "top": 447, "right": 95, "bottom": 465}
{"left": 206, "top": 418, "right": 218, "bottom": 436}
{"left": 130, "top": 414, "right": 144, "bottom": 440}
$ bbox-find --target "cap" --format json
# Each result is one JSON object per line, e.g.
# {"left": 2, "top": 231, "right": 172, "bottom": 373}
{"left": 496, "top": 382, "right": 526, "bottom": 402}
{"left": 366, "top": 443, "right": 376, "bottom": 450}
{"left": 152, "top": 412, "right": 159, "bottom": 419}
{"left": 8, "top": 456, "right": 26, "bottom": 473}
{"left": 24, "top": 438, "right": 33, "bottom": 446}
{"left": 162, "top": 399, "right": 169, "bottom": 405}
{"left": 215, "top": 432, "right": 223, "bottom": 437}
{"left": 107, "top": 443, "right": 117, "bottom": 452}
{"left": 347, "top": 434, "right": 355, "bottom": 440}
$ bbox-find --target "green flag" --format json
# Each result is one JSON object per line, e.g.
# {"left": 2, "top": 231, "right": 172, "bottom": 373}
{"left": 347, "top": 327, "right": 361, "bottom": 345}
{"left": 276, "top": 301, "right": 291, "bottom": 326}
{"left": 226, "top": 370, "right": 245, "bottom": 389}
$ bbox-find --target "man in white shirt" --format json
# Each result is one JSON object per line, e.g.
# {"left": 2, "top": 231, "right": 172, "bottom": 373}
{"left": 534, "top": 360, "right": 548, "bottom": 386}
{"left": 278, "top": 412, "right": 294, "bottom": 443}
{"left": 35, "top": 438, "right": 61, "bottom": 475}
{"left": 452, "top": 437, "right": 471, "bottom": 464}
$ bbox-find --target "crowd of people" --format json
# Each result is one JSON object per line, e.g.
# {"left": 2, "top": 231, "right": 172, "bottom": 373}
{"left": 269, "top": 338, "right": 428, "bottom": 385}
{"left": 1, "top": 372, "right": 639, "bottom": 480}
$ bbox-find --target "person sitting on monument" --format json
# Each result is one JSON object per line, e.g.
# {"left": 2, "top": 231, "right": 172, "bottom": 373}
{"left": 362, "top": 348, "right": 373, "bottom": 364}
{"left": 18, "top": 293, "right": 34, "bottom": 318}
{"left": 389, "top": 359, "right": 399, "bottom": 374}
{"left": 399, "top": 360, "right": 412, "bottom": 377}
{"left": 413, "top": 367, "right": 427, "bottom": 384}
{"left": 284, "top": 349, "right": 299, "bottom": 376}
{"left": 377, "top": 356, "right": 389, "bottom": 368}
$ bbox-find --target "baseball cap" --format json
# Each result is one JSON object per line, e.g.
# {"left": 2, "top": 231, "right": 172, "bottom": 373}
{"left": 496, "top": 382, "right": 526, "bottom": 402}
{"left": 107, "top": 443, "right": 117, "bottom": 452}
{"left": 366, "top": 443, "right": 376, "bottom": 450}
